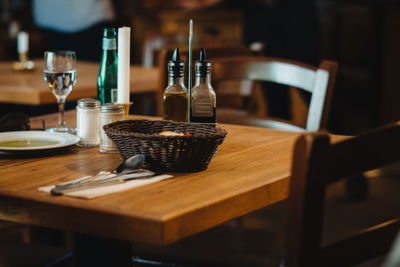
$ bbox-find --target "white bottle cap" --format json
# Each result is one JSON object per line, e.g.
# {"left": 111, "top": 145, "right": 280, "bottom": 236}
{"left": 17, "top": 31, "right": 29, "bottom": 53}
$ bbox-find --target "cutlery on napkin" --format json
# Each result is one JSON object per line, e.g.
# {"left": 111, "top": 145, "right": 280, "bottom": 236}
{"left": 38, "top": 171, "right": 172, "bottom": 199}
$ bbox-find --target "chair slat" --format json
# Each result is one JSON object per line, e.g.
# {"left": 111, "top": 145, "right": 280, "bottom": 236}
{"left": 213, "top": 60, "right": 317, "bottom": 92}
{"left": 306, "top": 69, "right": 329, "bottom": 131}
{"left": 326, "top": 122, "right": 400, "bottom": 184}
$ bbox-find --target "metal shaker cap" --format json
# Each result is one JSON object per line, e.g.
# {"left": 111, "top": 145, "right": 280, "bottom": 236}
{"left": 77, "top": 98, "right": 100, "bottom": 108}
{"left": 100, "top": 103, "right": 124, "bottom": 112}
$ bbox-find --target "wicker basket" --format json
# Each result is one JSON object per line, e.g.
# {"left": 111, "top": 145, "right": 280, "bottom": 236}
{"left": 103, "top": 120, "right": 227, "bottom": 172}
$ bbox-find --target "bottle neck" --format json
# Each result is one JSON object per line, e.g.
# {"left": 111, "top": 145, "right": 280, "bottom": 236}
{"left": 195, "top": 73, "right": 211, "bottom": 87}
{"left": 168, "top": 76, "right": 185, "bottom": 87}
{"left": 102, "top": 39, "right": 117, "bottom": 63}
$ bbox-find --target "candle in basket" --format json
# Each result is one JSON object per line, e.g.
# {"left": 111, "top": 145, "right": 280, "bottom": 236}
{"left": 117, "top": 26, "right": 130, "bottom": 105}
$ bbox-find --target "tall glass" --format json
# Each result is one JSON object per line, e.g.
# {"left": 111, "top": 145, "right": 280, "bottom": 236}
{"left": 44, "top": 51, "right": 77, "bottom": 134}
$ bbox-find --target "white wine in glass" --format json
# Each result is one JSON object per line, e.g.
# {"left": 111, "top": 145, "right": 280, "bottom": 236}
{"left": 44, "top": 51, "right": 77, "bottom": 134}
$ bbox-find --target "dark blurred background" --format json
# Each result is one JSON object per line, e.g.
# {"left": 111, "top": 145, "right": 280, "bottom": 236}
{"left": 1, "top": 0, "right": 400, "bottom": 135}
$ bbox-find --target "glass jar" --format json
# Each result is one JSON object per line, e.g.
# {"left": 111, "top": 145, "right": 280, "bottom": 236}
{"left": 76, "top": 98, "right": 100, "bottom": 147}
{"left": 190, "top": 48, "right": 216, "bottom": 123}
{"left": 99, "top": 103, "right": 124, "bottom": 153}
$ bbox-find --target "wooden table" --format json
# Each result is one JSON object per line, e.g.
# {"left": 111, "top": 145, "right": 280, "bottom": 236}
{"left": 1, "top": 110, "right": 298, "bottom": 244}
{"left": 0, "top": 111, "right": 336, "bottom": 265}
{"left": 0, "top": 60, "right": 159, "bottom": 105}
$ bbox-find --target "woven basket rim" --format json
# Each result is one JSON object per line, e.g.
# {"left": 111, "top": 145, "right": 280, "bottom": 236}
{"left": 103, "top": 119, "right": 227, "bottom": 139}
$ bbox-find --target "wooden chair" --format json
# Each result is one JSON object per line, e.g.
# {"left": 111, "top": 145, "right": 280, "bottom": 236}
{"left": 156, "top": 45, "right": 253, "bottom": 116}
{"left": 285, "top": 122, "right": 400, "bottom": 266}
{"left": 132, "top": 122, "right": 400, "bottom": 266}
{"left": 212, "top": 56, "right": 338, "bottom": 132}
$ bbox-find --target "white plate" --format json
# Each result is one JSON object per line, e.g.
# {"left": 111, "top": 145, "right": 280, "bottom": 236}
{"left": 0, "top": 131, "right": 79, "bottom": 151}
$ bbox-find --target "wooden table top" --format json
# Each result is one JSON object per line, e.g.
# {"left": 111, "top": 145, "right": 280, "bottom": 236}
{"left": 0, "top": 60, "right": 159, "bottom": 105}
{"left": 0, "top": 111, "right": 343, "bottom": 246}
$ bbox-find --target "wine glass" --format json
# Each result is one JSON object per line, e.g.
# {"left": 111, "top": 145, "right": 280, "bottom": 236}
{"left": 44, "top": 51, "right": 77, "bottom": 134}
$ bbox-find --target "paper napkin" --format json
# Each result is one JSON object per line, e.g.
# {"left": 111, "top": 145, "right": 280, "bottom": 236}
{"left": 38, "top": 172, "right": 172, "bottom": 199}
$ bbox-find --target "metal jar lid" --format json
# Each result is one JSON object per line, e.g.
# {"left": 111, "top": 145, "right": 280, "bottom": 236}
{"left": 77, "top": 98, "right": 100, "bottom": 108}
{"left": 100, "top": 103, "right": 124, "bottom": 112}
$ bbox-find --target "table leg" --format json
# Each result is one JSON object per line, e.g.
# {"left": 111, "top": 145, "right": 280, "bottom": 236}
{"left": 73, "top": 233, "right": 132, "bottom": 267}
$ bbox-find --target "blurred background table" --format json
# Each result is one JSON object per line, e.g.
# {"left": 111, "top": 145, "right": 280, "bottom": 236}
{"left": 0, "top": 60, "right": 159, "bottom": 116}
{"left": 0, "top": 60, "right": 158, "bottom": 105}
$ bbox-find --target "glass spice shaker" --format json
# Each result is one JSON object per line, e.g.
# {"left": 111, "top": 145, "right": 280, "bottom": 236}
{"left": 99, "top": 103, "right": 124, "bottom": 153}
{"left": 190, "top": 48, "right": 216, "bottom": 123}
{"left": 76, "top": 98, "right": 100, "bottom": 147}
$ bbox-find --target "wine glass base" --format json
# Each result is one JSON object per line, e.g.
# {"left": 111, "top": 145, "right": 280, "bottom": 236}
{"left": 46, "top": 127, "right": 77, "bottom": 135}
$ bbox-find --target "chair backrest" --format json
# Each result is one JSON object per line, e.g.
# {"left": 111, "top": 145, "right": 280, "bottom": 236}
{"left": 156, "top": 45, "right": 253, "bottom": 116}
{"left": 212, "top": 56, "right": 338, "bottom": 132}
{"left": 286, "top": 122, "right": 400, "bottom": 267}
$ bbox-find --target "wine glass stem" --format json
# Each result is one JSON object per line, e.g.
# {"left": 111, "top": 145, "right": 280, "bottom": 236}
{"left": 57, "top": 99, "right": 67, "bottom": 128}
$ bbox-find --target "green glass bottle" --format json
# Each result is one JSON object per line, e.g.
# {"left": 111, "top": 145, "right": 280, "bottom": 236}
{"left": 97, "top": 28, "right": 118, "bottom": 104}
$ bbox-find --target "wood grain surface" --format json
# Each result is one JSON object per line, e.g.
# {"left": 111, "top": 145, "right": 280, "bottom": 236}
{"left": 0, "top": 60, "right": 158, "bottom": 105}
{"left": 0, "top": 111, "right": 344, "bottom": 245}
